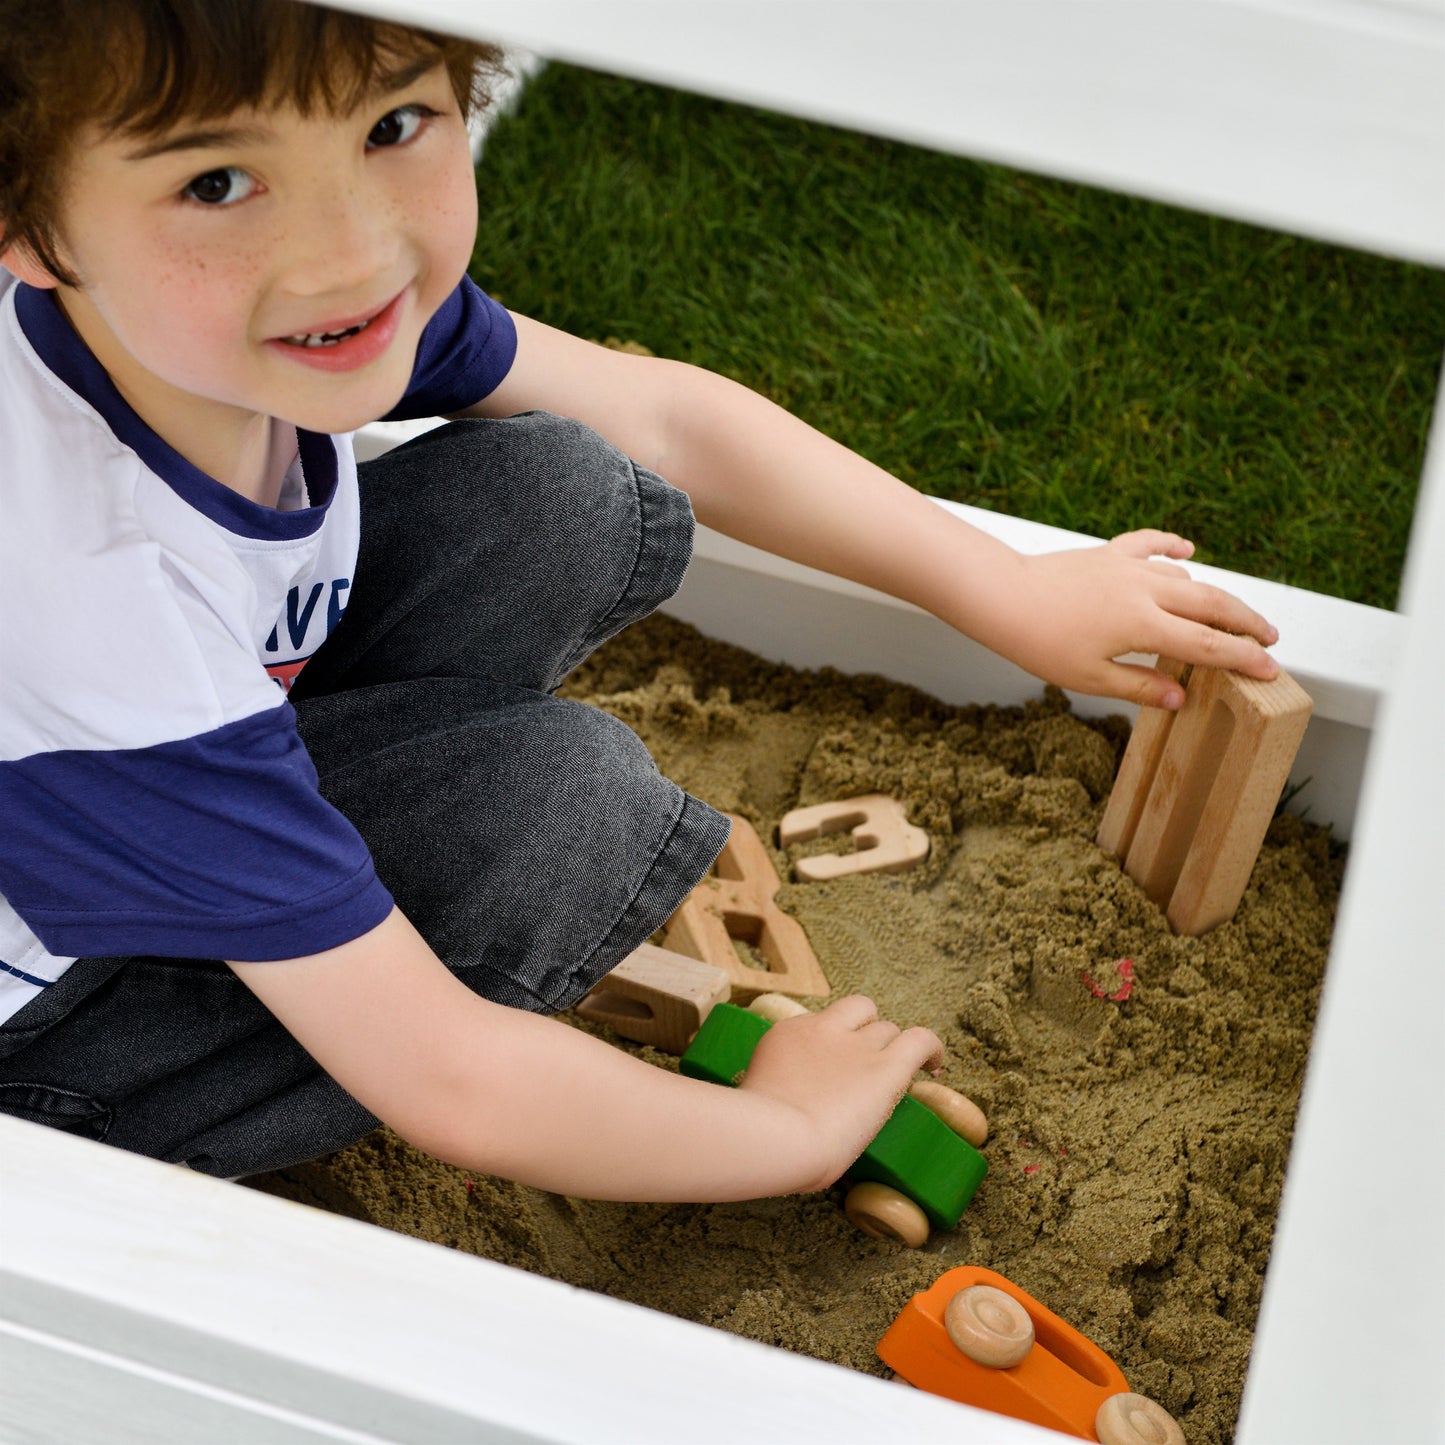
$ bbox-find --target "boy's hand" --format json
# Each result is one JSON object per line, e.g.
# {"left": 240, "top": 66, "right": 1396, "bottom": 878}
{"left": 993, "top": 529, "right": 1280, "bottom": 710}
{"left": 736, "top": 995, "right": 943, "bottom": 1191}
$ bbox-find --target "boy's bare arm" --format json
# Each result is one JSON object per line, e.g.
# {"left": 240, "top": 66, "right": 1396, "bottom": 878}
{"left": 464, "top": 314, "right": 1279, "bottom": 711}
{"left": 229, "top": 907, "right": 940, "bottom": 1201}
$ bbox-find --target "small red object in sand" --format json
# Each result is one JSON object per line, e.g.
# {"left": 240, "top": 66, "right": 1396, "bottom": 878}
{"left": 1082, "top": 958, "right": 1136, "bottom": 1002}
{"left": 1024, "top": 1165, "right": 1040, "bottom": 1175}
{"left": 464, "top": 1176, "right": 475, "bottom": 1195}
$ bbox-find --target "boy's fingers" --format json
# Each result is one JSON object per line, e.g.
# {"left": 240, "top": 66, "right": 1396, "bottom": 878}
{"left": 898, "top": 1024, "right": 945, "bottom": 1075}
{"left": 1109, "top": 625, "right": 1278, "bottom": 708}
{"left": 1112, "top": 528, "right": 1194, "bottom": 561}
{"left": 1167, "top": 579, "right": 1279, "bottom": 647}
{"left": 814, "top": 997, "right": 941, "bottom": 1072}
{"left": 1161, "top": 618, "right": 1280, "bottom": 679}
{"left": 820, "top": 994, "right": 879, "bottom": 1030}
{"left": 1108, "top": 661, "right": 1188, "bottom": 710}
{"left": 818, "top": 998, "right": 940, "bottom": 1068}
{"left": 857, "top": 1018, "right": 902, "bottom": 1049}
{"left": 1145, "top": 559, "right": 1193, "bottom": 583}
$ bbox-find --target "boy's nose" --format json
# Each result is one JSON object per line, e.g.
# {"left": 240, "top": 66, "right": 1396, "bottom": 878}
{"left": 283, "top": 177, "right": 401, "bottom": 297}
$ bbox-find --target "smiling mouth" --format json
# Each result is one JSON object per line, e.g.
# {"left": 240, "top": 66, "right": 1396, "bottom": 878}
{"left": 267, "top": 289, "right": 406, "bottom": 370}
{"left": 281, "top": 319, "right": 372, "bottom": 348}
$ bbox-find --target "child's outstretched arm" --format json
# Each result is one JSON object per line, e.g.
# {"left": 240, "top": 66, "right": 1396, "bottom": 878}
{"left": 230, "top": 908, "right": 941, "bottom": 1201}
{"left": 467, "top": 316, "right": 1279, "bottom": 711}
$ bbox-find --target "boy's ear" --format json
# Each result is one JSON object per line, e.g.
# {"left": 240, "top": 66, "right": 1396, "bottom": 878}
{"left": 0, "top": 239, "right": 61, "bottom": 289}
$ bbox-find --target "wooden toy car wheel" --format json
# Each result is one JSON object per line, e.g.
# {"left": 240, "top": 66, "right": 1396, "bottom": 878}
{"left": 843, "top": 1181, "right": 930, "bottom": 1248}
{"left": 943, "top": 1284, "right": 1035, "bottom": 1368}
{"left": 748, "top": 992, "right": 810, "bottom": 1023}
{"left": 908, "top": 1078, "right": 989, "bottom": 1148}
{"left": 1094, "top": 1392, "right": 1186, "bottom": 1445}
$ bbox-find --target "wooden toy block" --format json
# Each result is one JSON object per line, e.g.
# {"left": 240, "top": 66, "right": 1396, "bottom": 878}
{"left": 575, "top": 944, "right": 731, "bottom": 1054}
{"left": 1094, "top": 657, "right": 1190, "bottom": 861}
{"left": 778, "top": 793, "right": 930, "bottom": 881}
{"left": 677, "top": 999, "right": 770, "bottom": 1086}
{"left": 878, "top": 1266, "right": 1158, "bottom": 1442}
{"left": 663, "top": 815, "right": 831, "bottom": 1001}
{"left": 1097, "top": 660, "right": 1312, "bottom": 935}
{"left": 680, "top": 1004, "right": 987, "bottom": 1230}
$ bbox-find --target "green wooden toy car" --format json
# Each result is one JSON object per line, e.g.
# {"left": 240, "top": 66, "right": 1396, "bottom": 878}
{"left": 680, "top": 1002, "right": 988, "bottom": 1242}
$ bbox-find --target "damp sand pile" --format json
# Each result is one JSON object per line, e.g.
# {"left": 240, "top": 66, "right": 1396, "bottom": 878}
{"left": 249, "top": 614, "right": 1341, "bottom": 1444}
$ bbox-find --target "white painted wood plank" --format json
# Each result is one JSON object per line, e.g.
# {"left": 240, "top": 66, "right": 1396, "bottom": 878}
{"left": 0, "top": 1119, "right": 1059, "bottom": 1445}
{"left": 0, "top": 1325, "right": 396, "bottom": 1445}
{"left": 337, "top": 0, "right": 1445, "bottom": 264}
{"left": 1236, "top": 384, "right": 1445, "bottom": 1445}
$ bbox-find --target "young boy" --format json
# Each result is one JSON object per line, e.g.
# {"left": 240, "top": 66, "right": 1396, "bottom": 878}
{"left": 0, "top": 2, "right": 1279, "bottom": 1198}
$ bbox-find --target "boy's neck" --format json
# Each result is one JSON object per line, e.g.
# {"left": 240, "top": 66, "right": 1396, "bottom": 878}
{"left": 54, "top": 287, "right": 296, "bottom": 509}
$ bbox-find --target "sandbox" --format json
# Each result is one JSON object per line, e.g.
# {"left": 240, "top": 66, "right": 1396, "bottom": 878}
{"left": 244, "top": 579, "right": 1347, "bottom": 1445}
{"left": 3, "top": 490, "right": 1436, "bottom": 1444}
{"left": 2, "top": 4, "right": 1440, "bottom": 1443}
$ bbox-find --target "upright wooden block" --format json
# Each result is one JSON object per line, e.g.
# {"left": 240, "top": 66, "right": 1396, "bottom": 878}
{"left": 575, "top": 944, "right": 730, "bottom": 1054}
{"left": 664, "top": 816, "right": 831, "bottom": 1002}
{"left": 1098, "top": 661, "right": 1312, "bottom": 935}
{"left": 1095, "top": 658, "right": 1191, "bottom": 860}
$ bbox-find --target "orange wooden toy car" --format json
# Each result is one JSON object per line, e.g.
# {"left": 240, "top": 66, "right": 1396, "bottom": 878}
{"left": 878, "top": 1267, "right": 1185, "bottom": 1443}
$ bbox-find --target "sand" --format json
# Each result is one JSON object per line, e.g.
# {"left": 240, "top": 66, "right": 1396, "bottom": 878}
{"left": 248, "top": 614, "right": 1341, "bottom": 1444}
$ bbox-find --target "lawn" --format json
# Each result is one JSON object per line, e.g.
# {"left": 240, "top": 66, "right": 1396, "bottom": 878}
{"left": 471, "top": 62, "right": 1445, "bottom": 612}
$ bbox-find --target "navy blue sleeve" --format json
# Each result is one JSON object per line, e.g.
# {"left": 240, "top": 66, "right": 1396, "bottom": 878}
{"left": 0, "top": 705, "right": 394, "bottom": 962}
{"left": 382, "top": 277, "right": 518, "bottom": 420}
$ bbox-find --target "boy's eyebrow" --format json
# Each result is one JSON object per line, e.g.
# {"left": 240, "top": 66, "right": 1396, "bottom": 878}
{"left": 369, "top": 54, "right": 443, "bottom": 98}
{"left": 122, "top": 56, "right": 444, "bottom": 162}
{"left": 124, "top": 124, "right": 273, "bottom": 163}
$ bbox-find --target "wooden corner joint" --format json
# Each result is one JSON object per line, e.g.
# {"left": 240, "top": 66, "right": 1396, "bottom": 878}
{"left": 778, "top": 793, "right": 930, "bottom": 882}
{"left": 1097, "top": 660, "right": 1312, "bottom": 935}
{"left": 663, "top": 815, "right": 831, "bottom": 1001}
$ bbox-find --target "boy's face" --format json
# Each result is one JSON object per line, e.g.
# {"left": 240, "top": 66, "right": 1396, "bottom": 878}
{"left": 11, "top": 58, "right": 478, "bottom": 441}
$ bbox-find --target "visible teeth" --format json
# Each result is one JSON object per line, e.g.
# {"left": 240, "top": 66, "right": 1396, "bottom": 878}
{"left": 284, "top": 319, "right": 369, "bottom": 347}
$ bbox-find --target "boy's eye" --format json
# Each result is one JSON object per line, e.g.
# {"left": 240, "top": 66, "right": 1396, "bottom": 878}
{"left": 367, "top": 104, "right": 433, "bottom": 149}
{"left": 182, "top": 167, "right": 255, "bottom": 206}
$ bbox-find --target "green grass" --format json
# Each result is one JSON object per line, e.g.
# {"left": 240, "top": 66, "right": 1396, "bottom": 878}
{"left": 471, "top": 63, "right": 1445, "bottom": 611}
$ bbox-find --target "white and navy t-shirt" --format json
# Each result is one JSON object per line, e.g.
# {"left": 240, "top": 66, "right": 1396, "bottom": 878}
{"left": 0, "top": 273, "right": 516, "bottom": 1023}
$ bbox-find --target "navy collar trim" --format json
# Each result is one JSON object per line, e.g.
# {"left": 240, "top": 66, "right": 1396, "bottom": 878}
{"left": 15, "top": 283, "right": 338, "bottom": 542}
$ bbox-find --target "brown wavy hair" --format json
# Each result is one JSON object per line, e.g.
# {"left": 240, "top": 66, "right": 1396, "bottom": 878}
{"left": 0, "top": 0, "right": 506, "bottom": 285}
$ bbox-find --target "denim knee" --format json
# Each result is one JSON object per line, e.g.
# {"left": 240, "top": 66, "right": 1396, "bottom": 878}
{"left": 300, "top": 674, "right": 729, "bottom": 1012}
{"left": 298, "top": 411, "right": 695, "bottom": 698}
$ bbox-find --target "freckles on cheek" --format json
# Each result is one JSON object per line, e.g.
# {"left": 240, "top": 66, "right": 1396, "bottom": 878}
{"left": 154, "top": 244, "right": 262, "bottom": 329}
{"left": 158, "top": 236, "right": 265, "bottom": 288}
{"left": 136, "top": 262, "right": 254, "bottom": 379}
{"left": 432, "top": 192, "right": 479, "bottom": 274}
{"left": 422, "top": 150, "right": 478, "bottom": 247}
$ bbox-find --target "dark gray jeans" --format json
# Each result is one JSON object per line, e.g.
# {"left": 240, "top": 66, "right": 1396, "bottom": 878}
{"left": 0, "top": 413, "right": 729, "bottom": 1177}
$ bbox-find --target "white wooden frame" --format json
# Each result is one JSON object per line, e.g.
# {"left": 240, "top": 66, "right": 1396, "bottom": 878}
{"left": 4, "top": 5, "right": 1441, "bottom": 1443}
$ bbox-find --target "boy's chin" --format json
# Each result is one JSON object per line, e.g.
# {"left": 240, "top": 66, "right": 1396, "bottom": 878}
{"left": 277, "top": 389, "right": 407, "bottom": 437}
